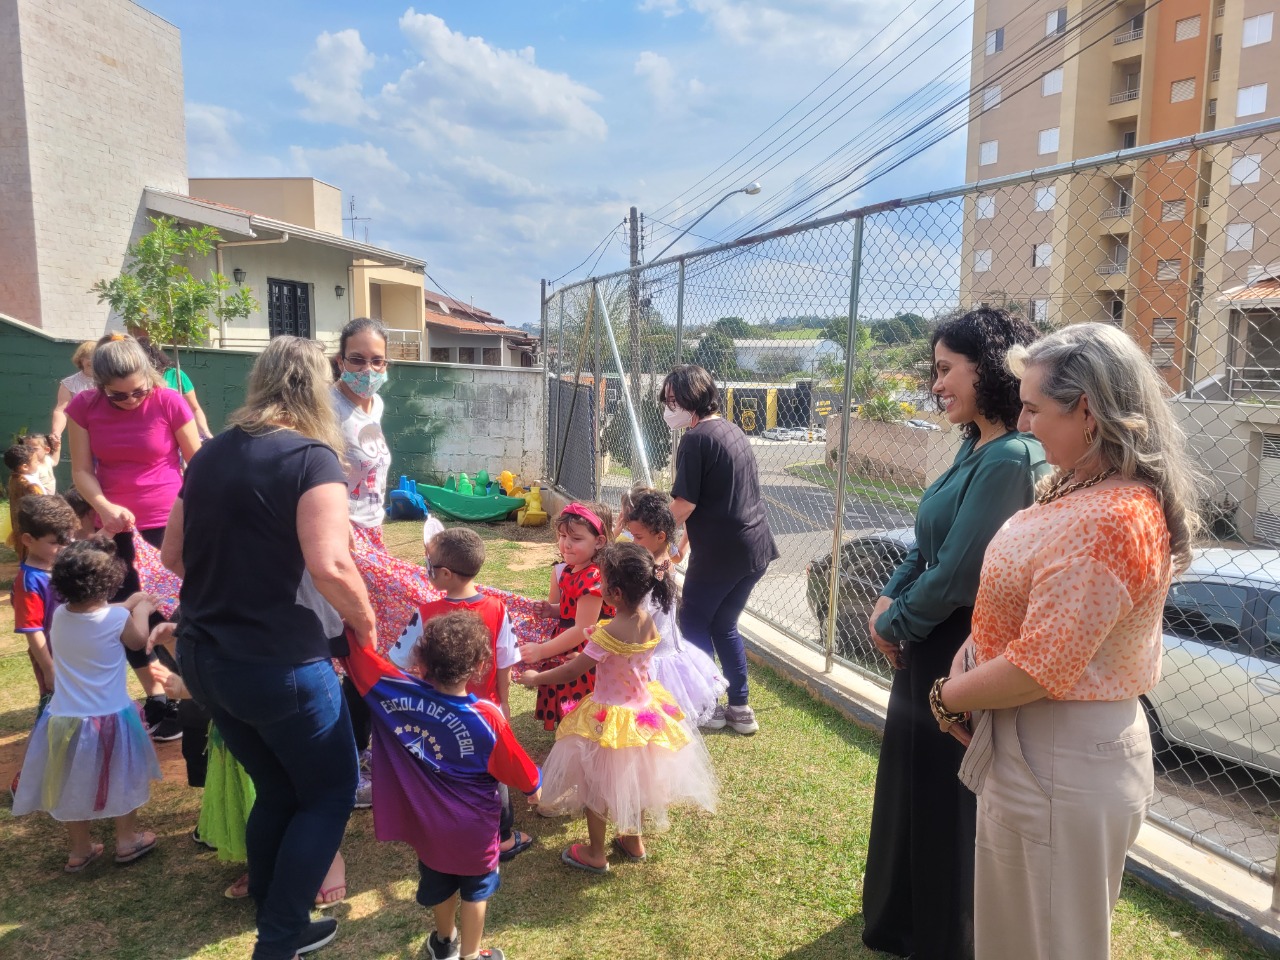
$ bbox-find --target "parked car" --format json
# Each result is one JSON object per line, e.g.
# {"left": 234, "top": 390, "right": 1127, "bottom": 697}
{"left": 785, "top": 427, "right": 813, "bottom": 441}
{"left": 906, "top": 418, "right": 941, "bottom": 431}
{"left": 808, "top": 530, "right": 1280, "bottom": 777}
{"left": 812, "top": 427, "right": 827, "bottom": 442}
{"left": 762, "top": 427, "right": 790, "bottom": 441}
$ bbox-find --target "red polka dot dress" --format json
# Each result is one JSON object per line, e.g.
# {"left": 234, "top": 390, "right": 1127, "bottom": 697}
{"left": 533, "top": 564, "right": 615, "bottom": 730}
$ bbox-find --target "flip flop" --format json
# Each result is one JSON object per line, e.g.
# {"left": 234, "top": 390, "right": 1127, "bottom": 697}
{"left": 314, "top": 883, "right": 346, "bottom": 909}
{"left": 561, "top": 843, "right": 609, "bottom": 874}
{"left": 64, "top": 843, "right": 104, "bottom": 873}
{"left": 114, "top": 833, "right": 157, "bottom": 865}
{"left": 498, "top": 831, "right": 534, "bottom": 863}
{"left": 224, "top": 873, "right": 250, "bottom": 900}
{"left": 611, "top": 836, "right": 647, "bottom": 862}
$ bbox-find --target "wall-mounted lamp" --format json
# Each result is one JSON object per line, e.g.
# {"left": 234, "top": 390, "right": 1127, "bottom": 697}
{"left": 335, "top": 285, "right": 346, "bottom": 299}
{"left": 232, "top": 268, "right": 246, "bottom": 285}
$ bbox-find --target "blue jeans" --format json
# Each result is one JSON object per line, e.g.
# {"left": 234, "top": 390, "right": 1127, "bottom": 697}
{"left": 678, "top": 566, "right": 765, "bottom": 707}
{"left": 178, "top": 638, "right": 357, "bottom": 960}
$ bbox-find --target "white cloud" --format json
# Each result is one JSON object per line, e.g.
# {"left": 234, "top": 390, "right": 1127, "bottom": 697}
{"left": 381, "top": 11, "right": 607, "bottom": 143}
{"left": 289, "top": 142, "right": 410, "bottom": 187}
{"left": 291, "top": 29, "right": 377, "bottom": 125}
{"left": 639, "top": 0, "right": 684, "bottom": 15}
{"left": 680, "top": 0, "right": 887, "bottom": 64}
{"left": 635, "top": 51, "right": 707, "bottom": 112}
{"left": 185, "top": 102, "right": 243, "bottom": 174}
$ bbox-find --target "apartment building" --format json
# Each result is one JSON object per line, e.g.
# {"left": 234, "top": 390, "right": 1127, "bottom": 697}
{"left": 962, "top": 0, "right": 1280, "bottom": 395}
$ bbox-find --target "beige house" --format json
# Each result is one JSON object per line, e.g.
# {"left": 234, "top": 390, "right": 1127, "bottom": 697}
{"left": 423, "top": 291, "right": 537, "bottom": 367}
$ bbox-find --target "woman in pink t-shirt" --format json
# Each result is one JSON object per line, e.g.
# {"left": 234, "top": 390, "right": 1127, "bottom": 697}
{"left": 66, "top": 335, "right": 201, "bottom": 740}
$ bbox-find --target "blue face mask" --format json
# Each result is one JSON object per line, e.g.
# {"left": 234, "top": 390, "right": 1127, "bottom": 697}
{"left": 341, "top": 368, "right": 387, "bottom": 399}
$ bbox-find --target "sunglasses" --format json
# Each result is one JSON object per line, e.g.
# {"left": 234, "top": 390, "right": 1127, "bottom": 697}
{"left": 104, "top": 387, "right": 151, "bottom": 403}
{"left": 344, "top": 354, "right": 388, "bottom": 371}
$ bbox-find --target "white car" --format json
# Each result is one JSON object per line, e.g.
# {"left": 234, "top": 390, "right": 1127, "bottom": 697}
{"left": 761, "top": 427, "right": 790, "bottom": 441}
{"left": 905, "top": 418, "right": 941, "bottom": 431}
{"left": 785, "top": 427, "right": 812, "bottom": 441}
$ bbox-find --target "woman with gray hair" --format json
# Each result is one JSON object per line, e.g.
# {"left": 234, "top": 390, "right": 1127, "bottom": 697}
{"left": 66, "top": 334, "right": 201, "bottom": 740}
{"left": 931, "top": 323, "right": 1200, "bottom": 959}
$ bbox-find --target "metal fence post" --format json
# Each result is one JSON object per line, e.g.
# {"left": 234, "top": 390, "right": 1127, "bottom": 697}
{"left": 540, "top": 279, "right": 550, "bottom": 479}
{"left": 671, "top": 258, "right": 686, "bottom": 478}
{"left": 824, "top": 216, "right": 865, "bottom": 675}
{"left": 595, "top": 281, "right": 654, "bottom": 488}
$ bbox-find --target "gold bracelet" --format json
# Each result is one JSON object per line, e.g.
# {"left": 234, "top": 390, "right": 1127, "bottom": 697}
{"left": 929, "top": 676, "right": 970, "bottom": 726}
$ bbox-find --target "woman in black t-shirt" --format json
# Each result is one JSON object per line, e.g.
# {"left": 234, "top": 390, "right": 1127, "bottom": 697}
{"left": 662, "top": 364, "right": 778, "bottom": 737}
{"left": 163, "top": 336, "right": 376, "bottom": 960}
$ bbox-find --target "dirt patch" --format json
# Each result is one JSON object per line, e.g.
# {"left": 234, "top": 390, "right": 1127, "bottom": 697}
{"left": 506, "top": 543, "right": 559, "bottom": 570}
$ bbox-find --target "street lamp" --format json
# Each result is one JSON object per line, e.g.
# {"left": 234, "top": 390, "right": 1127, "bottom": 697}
{"left": 648, "top": 182, "right": 763, "bottom": 263}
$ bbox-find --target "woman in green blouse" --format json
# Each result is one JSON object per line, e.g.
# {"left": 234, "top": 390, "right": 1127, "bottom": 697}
{"left": 860, "top": 307, "right": 1048, "bottom": 960}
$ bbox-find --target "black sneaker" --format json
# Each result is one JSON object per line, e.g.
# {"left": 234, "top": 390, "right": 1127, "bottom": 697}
{"left": 296, "top": 918, "right": 338, "bottom": 954}
{"left": 427, "top": 930, "right": 460, "bottom": 960}
{"left": 191, "top": 827, "right": 217, "bottom": 851}
{"left": 144, "top": 697, "right": 183, "bottom": 742}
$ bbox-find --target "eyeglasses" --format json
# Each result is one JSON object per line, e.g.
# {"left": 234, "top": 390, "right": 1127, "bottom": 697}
{"left": 344, "top": 354, "right": 388, "bottom": 371}
{"left": 425, "top": 556, "right": 445, "bottom": 578}
{"left": 661, "top": 396, "right": 679, "bottom": 411}
{"left": 104, "top": 387, "right": 151, "bottom": 403}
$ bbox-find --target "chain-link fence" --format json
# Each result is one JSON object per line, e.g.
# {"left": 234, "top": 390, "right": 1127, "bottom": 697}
{"left": 543, "top": 116, "right": 1280, "bottom": 889}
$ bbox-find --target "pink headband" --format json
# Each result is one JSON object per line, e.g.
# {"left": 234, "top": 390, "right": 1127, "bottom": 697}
{"left": 563, "top": 502, "right": 605, "bottom": 536}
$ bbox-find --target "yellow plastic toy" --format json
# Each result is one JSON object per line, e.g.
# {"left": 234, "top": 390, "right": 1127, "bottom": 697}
{"left": 498, "top": 470, "right": 517, "bottom": 495}
{"left": 517, "top": 483, "right": 549, "bottom": 527}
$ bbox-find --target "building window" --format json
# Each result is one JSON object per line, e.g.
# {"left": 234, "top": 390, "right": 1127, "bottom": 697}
{"left": 1161, "top": 199, "right": 1187, "bottom": 221}
{"left": 1154, "top": 318, "right": 1178, "bottom": 339}
{"left": 982, "top": 85, "right": 1002, "bottom": 111}
{"left": 1038, "top": 127, "right": 1060, "bottom": 155}
{"left": 979, "top": 140, "right": 998, "bottom": 166}
{"left": 1156, "top": 258, "right": 1182, "bottom": 280}
{"left": 1170, "top": 78, "right": 1196, "bottom": 103}
{"left": 1122, "top": 130, "right": 1137, "bottom": 149}
{"left": 1226, "top": 222, "right": 1255, "bottom": 252}
{"left": 1110, "top": 298, "right": 1125, "bottom": 323}
{"left": 1035, "top": 185, "right": 1056, "bottom": 211}
{"left": 1032, "top": 243, "right": 1053, "bottom": 268}
{"left": 974, "top": 249, "right": 993, "bottom": 273}
{"left": 1045, "top": 8, "right": 1066, "bottom": 36}
{"left": 430, "top": 347, "right": 451, "bottom": 363}
{"left": 458, "top": 347, "right": 476, "bottom": 364}
{"left": 985, "top": 27, "right": 1004, "bottom": 54}
{"left": 975, "top": 194, "right": 996, "bottom": 219}
{"left": 1150, "top": 342, "right": 1177, "bottom": 367}
{"left": 482, "top": 347, "right": 502, "bottom": 365}
{"left": 1239, "top": 83, "right": 1268, "bottom": 116}
{"left": 1174, "top": 15, "right": 1201, "bottom": 40}
{"left": 1231, "top": 153, "right": 1263, "bottom": 184}
{"left": 1243, "top": 12, "right": 1274, "bottom": 47}
{"left": 1030, "top": 299, "right": 1049, "bottom": 325}
{"left": 1042, "top": 68, "right": 1064, "bottom": 96}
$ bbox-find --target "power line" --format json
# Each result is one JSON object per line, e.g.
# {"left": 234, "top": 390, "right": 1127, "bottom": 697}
{"left": 549, "top": 220, "right": 626, "bottom": 287}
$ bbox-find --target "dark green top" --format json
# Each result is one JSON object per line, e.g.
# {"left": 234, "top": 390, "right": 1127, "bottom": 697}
{"left": 875, "top": 431, "right": 1049, "bottom": 646}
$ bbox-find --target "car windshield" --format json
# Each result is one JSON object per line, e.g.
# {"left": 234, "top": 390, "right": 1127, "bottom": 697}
{"left": 1165, "top": 580, "right": 1248, "bottom": 648}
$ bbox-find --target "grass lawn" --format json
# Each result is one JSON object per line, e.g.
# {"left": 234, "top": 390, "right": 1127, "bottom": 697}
{"left": 0, "top": 520, "right": 1271, "bottom": 959}
{"left": 785, "top": 461, "right": 924, "bottom": 513}
{"left": 774, "top": 328, "right": 824, "bottom": 340}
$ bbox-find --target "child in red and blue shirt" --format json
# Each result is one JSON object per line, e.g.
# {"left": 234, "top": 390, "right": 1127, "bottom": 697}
{"left": 11, "top": 496, "right": 77, "bottom": 721}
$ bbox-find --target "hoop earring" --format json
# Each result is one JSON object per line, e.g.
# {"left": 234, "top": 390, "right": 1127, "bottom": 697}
{"left": 1084, "top": 426, "right": 1095, "bottom": 445}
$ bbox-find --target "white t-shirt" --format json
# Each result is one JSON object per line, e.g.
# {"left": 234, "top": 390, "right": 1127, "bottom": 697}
{"left": 331, "top": 385, "right": 390, "bottom": 529}
{"left": 60, "top": 370, "right": 95, "bottom": 396}
{"left": 47, "top": 605, "right": 133, "bottom": 718}
{"left": 388, "top": 602, "right": 519, "bottom": 673}
{"left": 35, "top": 459, "right": 56, "bottom": 494}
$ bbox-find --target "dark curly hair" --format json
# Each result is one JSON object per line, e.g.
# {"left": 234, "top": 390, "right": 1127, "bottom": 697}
{"left": 412, "top": 610, "right": 492, "bottom": 687}
{"left": 597, "top": 541, "right": 672, "bottom": 614}
{"left": 51, "top": 537, "right": 126, "bottom": 604}
{"left": 17, "top": 494, "right": 77, "bottom": 542}
{"left": 621, "top": 492, "right": 677, "bottom": 615}
{"left": 930, "top": 306, "right": 1038, "bottom": 441}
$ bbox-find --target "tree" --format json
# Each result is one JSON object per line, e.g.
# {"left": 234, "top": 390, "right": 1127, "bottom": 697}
{"left": 602, "top": 400, "right": 672, "bottom": 474}
{"left": 690, "top": 330, "right": 743, "bottom": 380}
{"left": 93, "top": 216, "right": 258, "bottom": 367}
{"left": 712, "top": 316, "right": 751, "bottom": 338}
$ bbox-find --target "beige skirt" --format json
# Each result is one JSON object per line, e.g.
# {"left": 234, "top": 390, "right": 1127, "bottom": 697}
{"left": 973, "top": 698, "right": 1153, "bottom": 960}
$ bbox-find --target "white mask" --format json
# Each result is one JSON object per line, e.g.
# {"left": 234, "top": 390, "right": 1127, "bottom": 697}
{"left": 663, "top": 406, "right": 694, "bottom": 430}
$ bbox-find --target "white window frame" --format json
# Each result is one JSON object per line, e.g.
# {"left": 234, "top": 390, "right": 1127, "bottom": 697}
{"left": 1243, "top": 12, "right": 1274, "bottom": 47}
{"left": 985, "top": 26, "right": 1004, "bottom": 54}
{"left": 1031, "top": 299, "right": 1049, "bottom": 325}
{"left": 1161, "top": 199, "right": 1187, "bottom": 222}
{"left": 1238, "top": 83, "right": 1268, "bottom": 117}
{"left": 1231, "top": 153, "right": 1263, "bottom": 185}
{"left": 1033, "top": 243, "right": 1053, "bottom": 268}
{"left": 982, "top": 85, "right": 1002, "bottom": 111}
{"left": 1041, "top": 68, "right": 1064, "bottom": 97}
{"left": 974, "top": 249, "right": 993, "bottom": 273}
{"left": 1045, "top": 8, "right": 1066, "bottom": 37}
{"left": 1226, "top": 222, "right": 1255, "bottom": 252}
{"left": 1156, "top": 258, "right": 1182, "bottom": 280}
{"left": 1170, "top": 78, "right": 1196, "bottom": 103}
{"left": 1035, "top": 185, "right": 1056, "bottom": 211}
{"left": 1038, "top": 127, "right": 1060, "bottom": 155}
{"left": 1175, "top": 15, "right": 1202, "bottom": 40}
{"left": 979, "top": 140, "right": 998, "bottom": 166}
{"left": 975, "top": 195, "right": 996, "bottom": 219}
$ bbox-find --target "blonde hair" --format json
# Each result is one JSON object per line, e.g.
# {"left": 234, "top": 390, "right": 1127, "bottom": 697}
{"left": 71, "top": 340, "right": 96, "bottom": 369}
{"left": 226, "top": 336, "right": 345, "bottom": 456}
{"left": 1007, "top": 323, "right": 1202, "bottom": 571}
{"left": 91, "top": 336, "right": 162, "bottom": 389}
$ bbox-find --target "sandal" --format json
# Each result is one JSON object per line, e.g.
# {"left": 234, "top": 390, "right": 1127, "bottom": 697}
{"left": 561, "top": 843, "right": 609, "bottom": 874}
{"left": 65, "top": 843, "right": 104, "bottom": 873}
{"left": 611, "top": 836, "right": 646, "bottom": 862}
{"left": 114, "top": 831, "right": 157, "bottom": 865}
{"left": 498, "top": 831, "right": 534, "bottom": 863}
{"left": 224, "top": 872, "right": 250, "bottom": 900}
{"left": 314, "top": 883, "right": 346, "bottom": 909}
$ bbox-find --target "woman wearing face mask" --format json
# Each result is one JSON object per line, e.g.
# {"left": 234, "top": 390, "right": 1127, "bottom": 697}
{"left": 661, "top": 363, "right": 778, "bottom": 736}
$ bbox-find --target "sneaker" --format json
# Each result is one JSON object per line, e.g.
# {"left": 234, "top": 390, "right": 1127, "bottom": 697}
{"left": 149, "top": 714, "right": 183, "bottom": 742}
{"left": 358, "top": 748, "right": 372, "bottom": 775}
{"left": 296, "top": 918, "right": 338, "bottom": 954}
{"left": 469, "top": 950, "right": 504, "bottom": 960}
{"left": 191, "top": 827, "right": 217, "bottom": 851}
{"left": 353, "top": 774, "right": 373, "bottom": 809}
{"left": 144, "top": 696, "right": 183, "bottom": 742}
{"left": 427, "top": 930, "right": 460, "bottom": 960}
{"left": 724, "top": 704, "right": 759, "bottom": 736}
{"left": 699, "top": 703, "right": 727, "bottom": 731}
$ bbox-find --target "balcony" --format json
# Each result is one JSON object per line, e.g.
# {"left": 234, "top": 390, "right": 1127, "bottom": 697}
{"left": 1211, "top": 68, "right": 1221, "bottom": 82}
{"left": 1096, "top": 259, "right": 1130, "bottom": 275}
{"left": 386, "top": 328, "right": 423, "bottom": 361}
{"left": 1103, "top": 203, "right": 1133, "bottom": 219}
{"left": 1113, "top": 27, "right": 1144, "bottom": 44}
{"left": 1110, "top": 88, "right": 1140, "bottom": 104}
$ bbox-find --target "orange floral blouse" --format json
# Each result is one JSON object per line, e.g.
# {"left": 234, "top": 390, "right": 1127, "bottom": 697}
{"left": 971, "top": 484, "right": 1172, "bottom": 701}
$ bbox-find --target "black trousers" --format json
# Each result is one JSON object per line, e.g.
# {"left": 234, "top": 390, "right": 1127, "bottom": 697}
{"left": 861, "top": 608, "right": 976, "bottom": 960}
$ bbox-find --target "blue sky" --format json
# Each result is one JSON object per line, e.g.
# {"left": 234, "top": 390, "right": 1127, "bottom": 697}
{"left": 142, "top": 0, "right": 972, "bottom": 326}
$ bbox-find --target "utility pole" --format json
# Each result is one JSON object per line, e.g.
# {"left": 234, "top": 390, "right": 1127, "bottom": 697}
{"left": 628, "top": 205, "right": 642, "bottom": 413}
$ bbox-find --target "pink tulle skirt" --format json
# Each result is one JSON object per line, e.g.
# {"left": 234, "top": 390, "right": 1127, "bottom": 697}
{"left": 538, "top": 731, "right": 718, "bottom": 835}
{"left": 351, "top": 524, "right": 441, "bottom": 656}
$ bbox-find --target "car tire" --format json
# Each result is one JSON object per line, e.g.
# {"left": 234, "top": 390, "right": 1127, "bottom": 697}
{"left": 1140, "top": 696, "right": 1174, "bottom": 772}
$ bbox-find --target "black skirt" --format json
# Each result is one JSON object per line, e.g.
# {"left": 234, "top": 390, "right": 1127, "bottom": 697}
{"left": 861, "top": 607, "right": 976, "bottom": 960}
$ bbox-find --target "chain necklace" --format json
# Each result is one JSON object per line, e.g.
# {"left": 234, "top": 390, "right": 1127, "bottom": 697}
{"left": 1037, "top": 468, "right": 1117, "bottom": 506}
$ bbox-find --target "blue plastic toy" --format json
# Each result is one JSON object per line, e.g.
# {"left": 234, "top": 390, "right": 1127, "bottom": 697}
{"left": 386, "top": 475, "right": 429, "bottom": 521}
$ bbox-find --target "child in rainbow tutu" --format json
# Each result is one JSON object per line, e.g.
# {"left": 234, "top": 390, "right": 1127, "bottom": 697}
{"left": 518, "top": 542, "right": 717, "bottom": 872}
